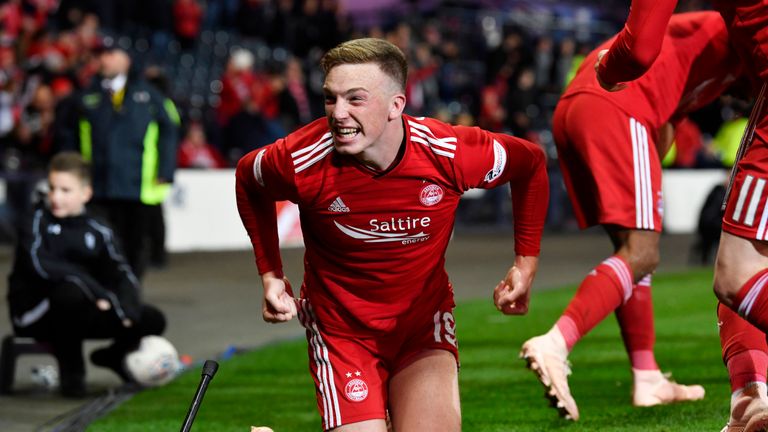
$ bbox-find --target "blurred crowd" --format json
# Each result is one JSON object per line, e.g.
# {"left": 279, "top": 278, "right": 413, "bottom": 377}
{"left": 0, "top": 0, "right": 747, "bottom": 235}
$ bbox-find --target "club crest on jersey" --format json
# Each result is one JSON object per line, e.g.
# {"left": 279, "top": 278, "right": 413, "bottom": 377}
{"left": 345, "top": 378, "right": 368, "bottom": 402}
{"left": 420, "top": 184, "right": 443, "bottom": 206}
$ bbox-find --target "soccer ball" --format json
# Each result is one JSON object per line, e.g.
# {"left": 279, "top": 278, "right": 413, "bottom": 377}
{"left": 124, "top": 336, "right": 180, "bottom": 387}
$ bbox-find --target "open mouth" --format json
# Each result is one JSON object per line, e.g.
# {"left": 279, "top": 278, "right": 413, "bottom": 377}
{"left": 334, "top": 127, "right": 360, "bottom": 139}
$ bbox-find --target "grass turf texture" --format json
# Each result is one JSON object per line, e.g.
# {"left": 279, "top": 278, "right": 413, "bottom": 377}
{"left": 89, "top": 268, "right": 729, "bottom": 431}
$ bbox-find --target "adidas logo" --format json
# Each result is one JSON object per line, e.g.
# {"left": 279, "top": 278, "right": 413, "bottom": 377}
{"left": 328, "top": 196, "right": 350, "bottom": 213}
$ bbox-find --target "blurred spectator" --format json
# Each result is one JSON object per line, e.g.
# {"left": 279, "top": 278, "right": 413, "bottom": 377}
{"left": 533, "top": 36, "right": 554, "bottom": 89}
{"left": 14, "top": 83, "right": 55, "bottom": 165}
{"left": 274, "top": 57, "right": 318, "bottom": 132}
{"left": 235, "top": 0, "right": 269, "bottom": 40}
{"left": 712, "top": 117, "right": 748, "bottom": 167}
{"left": 710, "top": 95, "right": 752, "bottom": 168}
{"left": 478, "top": 64, "right": 511, "bottom": 132}
{"left": 58, "top": 45, "right": 179, "bottom": 279}
{"left": 263, "top": 0, "right": 295, "bottom": 47}
{"left": 661, "top": 118, "right": 706, "bottom": 169}
{"left": 406, "top": 42, "right": 439, "bottom": 115}
{"left": 0, "top": 44, "right": 21, "bottom": 140}
{"left": 505, "top": 67, "right": 539, "bottom": 139}
{"left": 204, "top": 0, "right": 239, "bottom": 29}
{"left": 693, "top": 180, "right": 726, "bottom": 265}
{"left": 485, "top": 28, "right": 530, "bottom": 83}
{"left": 173, "top": 0, "right": 203, "bottom": 51}
{"left": 554, "top": 37, "right": 577, "bottom": 91}
{"left": 177, "top": 121, "right": 227, "bottom": 168}
{"left": 144, "top": 0, "right": 175, "bottom": 62}
{"left": 217, "top": 48, "right": 255, "bottom": 127}
{"left": 218, "top": 48, "right": 284, "bottom": 163}
{"left": 144, "top": 64, "right": 181, "bottom": 270}
{"left": 290, "top": 0, "right": 344, "bottom": 57}
{"left": 0, "top": 0, "right": 23, "bottom": 41}
{"left": 4, "top": 81, "right": 55, "bottom": 234}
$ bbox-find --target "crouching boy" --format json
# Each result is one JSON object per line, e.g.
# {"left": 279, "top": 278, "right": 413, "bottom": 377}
{"left": 6, "top": 152, "right": 166, "bottom": 397}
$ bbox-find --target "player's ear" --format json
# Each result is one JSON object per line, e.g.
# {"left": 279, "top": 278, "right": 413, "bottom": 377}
{"left": 388, "top": 93, "right": 406, "bottom": 120}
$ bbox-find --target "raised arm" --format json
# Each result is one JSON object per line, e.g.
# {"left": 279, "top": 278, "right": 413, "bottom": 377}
{"left": 596, "top": 0, "right": 677, "bottom": 90}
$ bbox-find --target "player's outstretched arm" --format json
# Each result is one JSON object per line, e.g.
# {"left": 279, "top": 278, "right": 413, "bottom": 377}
{"left": 595, "top": 0, "right": 677, "bottom": 90}
{"left": 494, "top": 255, "right": 538, "bottom": 315}
{"left": 261, "top": 271, "right": 297, "bottom": 323}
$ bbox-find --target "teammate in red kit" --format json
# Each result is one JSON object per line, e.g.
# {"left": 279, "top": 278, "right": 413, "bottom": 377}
{"left": 591, "top": 0, "right": 768, "bottom": 429}
{"left": 235, "top": 38, "right": 548, "bottom": 431}
{"left": 521, "top": 12, "right": 743, "bottom": 421}
{"left": 703, "top": 0, "right": 768, "bottom": 430}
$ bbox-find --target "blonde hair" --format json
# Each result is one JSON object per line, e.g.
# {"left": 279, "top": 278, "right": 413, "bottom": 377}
{"left": 320, "top": 38, "right": 408, "bottom": 91}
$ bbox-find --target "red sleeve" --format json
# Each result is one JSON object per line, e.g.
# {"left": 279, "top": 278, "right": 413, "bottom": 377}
{"left": 454, "top": 127, "right": 549, "bottom": 256}
{"left": 234, "top": 142, "right": 296, "bottom": 276}
{"left": 597, "top": 0, "right": 677, "bottom": 86}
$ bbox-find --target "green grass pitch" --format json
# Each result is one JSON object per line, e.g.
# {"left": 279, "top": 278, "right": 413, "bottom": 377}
{"left": 89, "top": 268, "right": 731, "bottom": 431}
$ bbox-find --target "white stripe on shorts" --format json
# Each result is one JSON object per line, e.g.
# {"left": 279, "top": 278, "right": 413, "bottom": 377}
{"left": 732, "top": 175, "right": 755, "bottom": 223}
{"left": 300, "top": 300, "right": 342, "bottom": 429}
{"left": 630, "top": 118, "right": 654, "bottom": 230}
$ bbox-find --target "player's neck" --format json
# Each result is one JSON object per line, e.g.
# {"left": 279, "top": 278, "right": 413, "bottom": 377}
{"left": 356, "top": 117, "right": 405, "bottom": 172}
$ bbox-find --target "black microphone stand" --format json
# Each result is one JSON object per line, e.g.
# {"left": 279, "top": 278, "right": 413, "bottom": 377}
{"left": 180, "top": 360, "right": 219, "bottom": 432}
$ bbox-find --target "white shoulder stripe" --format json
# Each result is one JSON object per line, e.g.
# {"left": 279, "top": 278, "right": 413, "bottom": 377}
{"left": 410, "top": 128, "right": 457, "bottom": 150}
{"left": 407, "top": 120, "right": 456, "bottom": 158}
{"left": 291, "top": 132, "right": 335, "bottom": 173}
{"left": 295, "top": 144, "right": 335, "bottom": 173}
{"left": 411, "top": 136, "right": 455, "bottom": 158}
{"left": 291, "top": 132, "right": 333, "bottom": 158}
{"left": 408, "top": 121, "right": 458, "bottom": 144}
{"left": 294, "top": 137, "right": 333, "bottom": 166}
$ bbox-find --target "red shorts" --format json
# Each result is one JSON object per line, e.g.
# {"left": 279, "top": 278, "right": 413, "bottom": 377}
{"left": 722, "top": 110, "right": 768, "bottom": 239}
{"left": 553, "top": 94, "right": 663, "bottom": 231}
{"left": 296, "top": 294, "right": 459, "bottom": 430}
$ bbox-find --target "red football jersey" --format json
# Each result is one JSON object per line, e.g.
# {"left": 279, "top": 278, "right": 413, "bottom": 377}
{"left": 236, "top": 114, "right": 548, "bottom": 336}
{"left": 567, "top": 11, "right": 741, "bottom": 130}
{"left": 713, "top": 0, "right": 768, "bottom": 81}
